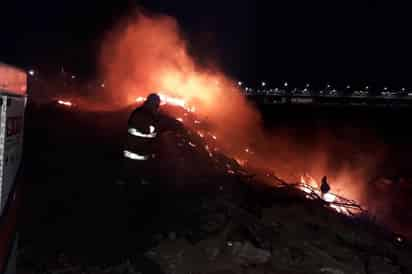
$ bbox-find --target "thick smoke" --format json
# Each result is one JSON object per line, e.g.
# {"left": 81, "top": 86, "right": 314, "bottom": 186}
{"left": 98, "top": 9, "right": 376, "bottom": 200}
{"left": 98, "top": 9, "right": 263, "bottom": 151}
{"left": 97, "top": 9, "right": 408, "bottom": 236}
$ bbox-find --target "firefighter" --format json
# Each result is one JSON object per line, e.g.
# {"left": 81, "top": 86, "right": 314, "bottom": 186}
{"left": 120, "top": 93, "right": 187, "bottom": 232}
{"left": 121, "top": 93, "right": 185, "bottom": 187}
{"left": 320, "top": 176, "right": 330, "bottom": 195}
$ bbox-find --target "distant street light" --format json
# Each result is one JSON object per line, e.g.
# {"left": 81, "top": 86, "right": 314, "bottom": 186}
{"left": 238, "top": 81, "right": 243, "bottom": 86}
{"left": 261, "top": 81, "right": 266, "bottom": 87}
{"left": 284, "top": 81, "right": 288, "bottom": 87}
{"left": 28, "top": 69, "right": 35, "bottom": 76}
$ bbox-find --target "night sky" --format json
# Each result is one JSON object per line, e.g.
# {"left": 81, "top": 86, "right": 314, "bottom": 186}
{"left": 1, "top": 1, "right": 412, "bottom": 88}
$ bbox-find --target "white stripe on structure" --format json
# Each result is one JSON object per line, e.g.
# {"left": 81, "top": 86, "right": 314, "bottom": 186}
{"left": 123, "top": 150, "right": 150, "bottom": 160}
{"left": 128, "top": 126, "right": 157, "bottom": 138}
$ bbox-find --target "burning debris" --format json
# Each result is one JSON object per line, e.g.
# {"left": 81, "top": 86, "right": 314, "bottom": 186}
{"left": 20, "top": 95, "right": 412, "bottom": 274}
{"left": 57, "top": 100, "right": 73, "bottom": 107}
{"left": 137, "top": 93, "right": 367, "bottom": 217}
{"left": 298, "top": 174, "right": 363, "bottom": 215}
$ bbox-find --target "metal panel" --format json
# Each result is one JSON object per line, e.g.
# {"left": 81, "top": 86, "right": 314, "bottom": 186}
{"left": 1, "top": 96, "right": 25, "bottom": 212}
{"left": 0, "top": 96, "right": 7, "bottom": 213}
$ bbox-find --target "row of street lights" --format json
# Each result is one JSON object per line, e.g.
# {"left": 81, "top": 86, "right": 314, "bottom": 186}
{"left": 238, "top": 80, "right": 411, "bottom": 94}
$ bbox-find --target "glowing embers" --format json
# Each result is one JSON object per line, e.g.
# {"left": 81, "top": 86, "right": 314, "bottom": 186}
{"left": 57, "top": 100, "right": 73, "bottom": 107}
{"left": 235, "top": 158, "right": 247, "bottom": 166}
{"left": 135, "top": 93, "right": 196, "bottom": 113}
{"left": 123, "top": 150, "right": 151, "bottom": 161}
{"left": 299, "top": 175, "right": 357, "bottom": 216}
{"left": 128, "top": 125, "right": 157, "bottom": 138}
{"left": 323, "top": 193, "right": 336, "bottom": 203}
{"left": 204, "top": 145, "right": 213, "bottom": 158}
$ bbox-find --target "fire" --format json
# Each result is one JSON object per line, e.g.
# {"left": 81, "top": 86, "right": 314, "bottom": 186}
{"left": 299, "top": 175, "right": 357, "bottom": 215}
{"left": 136, "top": 93, "right": 196, "bottom": 114}
{"left": 100, "top": 10, "right": 262, "bottom": 157}
{"left": 57, "top": 100, "right": 73, "bottom": 107}
{"left": 97, "top": 9, "right": 367, "bottom": 219}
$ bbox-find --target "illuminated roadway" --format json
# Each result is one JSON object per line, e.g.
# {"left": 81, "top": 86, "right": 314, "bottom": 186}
{"left": 244, "top": 91, "right": 412, "bottom": 107}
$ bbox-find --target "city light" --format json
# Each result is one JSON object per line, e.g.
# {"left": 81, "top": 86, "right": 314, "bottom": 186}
{"left": 238, "top": 81, "right": 243, "bottom": 86}
{"left": 28, "top": 70, "right": 35, "bottom": 76}
{"left": 261, "top": 81, "right": 266, "bottom": 87}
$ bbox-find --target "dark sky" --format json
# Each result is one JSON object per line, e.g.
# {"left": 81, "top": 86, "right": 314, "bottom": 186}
{"left": 0, "top": 0, "right": 255, "bottom": 81}
{"left": 1, "top": 1, "right": 412, "bottom": 87}
{"left": 258, "top": 1, "right": 412, "bottom": 88}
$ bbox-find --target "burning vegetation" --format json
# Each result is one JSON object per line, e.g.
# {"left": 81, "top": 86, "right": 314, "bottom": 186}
{"left": 94, "top": 8, "right": 408, "bottom": 234}
{"left": 57, "top": 100, "right": 73, "bottom": 107}
{"left": 19, "top": 7, "right": 412, "bottom": 274}
{"left": 24, "top": 7, "right": 408, "bottom": 237}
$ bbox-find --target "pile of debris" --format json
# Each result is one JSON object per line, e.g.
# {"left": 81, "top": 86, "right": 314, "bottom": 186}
{"left": 18, "top": 104, "right": 412, "bottom": 274}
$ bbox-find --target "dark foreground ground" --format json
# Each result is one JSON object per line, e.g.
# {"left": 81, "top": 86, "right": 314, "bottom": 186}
{"left": 17, "top": 102, "right": 412, "bottom": 274}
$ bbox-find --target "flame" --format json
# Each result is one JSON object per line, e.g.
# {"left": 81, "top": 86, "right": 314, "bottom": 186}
{"left": 299, "top": 175, "right": 360, "bottom": 216}
{"left": 97, "top": 9, "right": 372, "bottom": 221}
{"left": 57, "top": 100, "right": 73, "bottom": 107}
{"left": 99, "top": 10, "right": 261, "bottom": 155}
{"left": 135, "top": 93, "right": 196, "bottom": 114}
{"left": 323, "top": 192, "right": 336, "bottom": 203}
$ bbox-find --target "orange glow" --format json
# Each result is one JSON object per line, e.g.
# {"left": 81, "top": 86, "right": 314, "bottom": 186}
{"left": 57, "top": 100, "right": 73, "bottom": 107}
{"left": 97, "top": 9, "right": 372, "bottom": 220}
{"left": 0, "top": 63, "right": 27, "bottom": 95}
{"left": 99, "top": 10, "right": 262, "bottom": 154}
{"left": 299, "top": 175, "right": 362, "bottom": 215}
{"left": 135, "top": 93, "right": 197, "bottom": 115}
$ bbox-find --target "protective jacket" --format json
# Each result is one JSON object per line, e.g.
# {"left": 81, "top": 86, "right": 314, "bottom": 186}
{"left": 124, "top": 105, "right": 184, "bottom": 164}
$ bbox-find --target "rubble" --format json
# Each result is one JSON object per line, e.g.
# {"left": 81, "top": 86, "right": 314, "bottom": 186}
{"left": 230, "top": 241, "right": 271, "bottom": 264}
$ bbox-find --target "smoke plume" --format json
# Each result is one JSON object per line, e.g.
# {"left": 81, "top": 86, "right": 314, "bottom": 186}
{"left": 96, "top": 8, "right": 408, "bottom": 236}
{"left": 99, "top": 8, "right": 263, "bottom": 151}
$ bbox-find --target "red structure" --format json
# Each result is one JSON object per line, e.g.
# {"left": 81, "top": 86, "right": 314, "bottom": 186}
{"left": 0, "top": 63, "right": 27, "bottom": 274}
